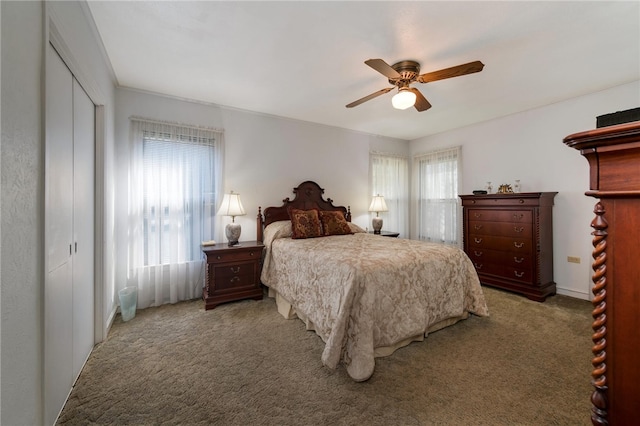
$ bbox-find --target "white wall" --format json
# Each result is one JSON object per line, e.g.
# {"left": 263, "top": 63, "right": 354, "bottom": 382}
{"left": 410, "top": 80, "right": 640, "bottom": 300}
{"left": 1, "top": 1, "right": 116, "bottom": 424}
{"left": 1, "top": 2, "right": 44, "bottom": 424}
{"left": 113, "top": 88, "right": 408, "bottom": 294}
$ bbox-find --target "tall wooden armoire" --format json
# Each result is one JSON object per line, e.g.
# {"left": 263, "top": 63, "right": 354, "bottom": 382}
{"left": 564, "top": 121, "right": 640, "bottom": 425}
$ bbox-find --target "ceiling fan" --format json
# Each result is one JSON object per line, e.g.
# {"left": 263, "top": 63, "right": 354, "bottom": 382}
{"left": 346, "top": 59, "right": 484, "bottom": 112}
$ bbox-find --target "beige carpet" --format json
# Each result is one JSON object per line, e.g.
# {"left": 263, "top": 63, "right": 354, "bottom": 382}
{"left": 57, "top": 286, "right": 593, "bottom": 425}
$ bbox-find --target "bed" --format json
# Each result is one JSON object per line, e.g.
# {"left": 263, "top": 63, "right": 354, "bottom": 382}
{"left": 257, "top": 181, "right": 488, "bottom": 381}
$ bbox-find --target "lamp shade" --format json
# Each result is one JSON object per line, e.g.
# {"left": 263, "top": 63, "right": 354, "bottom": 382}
{"left": 391, "top": 89, "right": 416, "bottom": 110}
{"left": 368, "top": 195, "right": 388, "bottom": 213}
{"left": 217, "top": 191, "right": 246, "bottom": 218}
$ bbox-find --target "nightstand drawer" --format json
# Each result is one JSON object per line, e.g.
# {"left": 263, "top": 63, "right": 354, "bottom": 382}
{"left": 213, "top": 262, "right": 255, "bottom": 280}
{"left": 209, "top": 249, "right": 262, "bottom": 263}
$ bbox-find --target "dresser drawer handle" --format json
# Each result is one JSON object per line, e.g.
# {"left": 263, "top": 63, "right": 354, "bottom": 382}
{"left": 250, "top": 252, "right": 255, "bottom": 256}
{"left": 512, "top": 213, "right": 524, "bottom": 220}
{"left": 230, "top": 276, "right": 241, "bottom": 283}
{"left": 514, "top": 226, "right": 524, "bottom": 233}
{"left": 474, "top": 237, "right": 483, "bottom": 244}
{"left": 513, "top": 242, "right": 524, "bottom": 248}
{"left": 474, "top": 213, "right": 482, "bottom": 219}
{"left": 514, "top": 257, "right": 524, "bottom": 263}
{"left": 514, "top": 271, "right": 525, "bottom": 278}
{"left": 216, "top": 255, "right": 222, "bottom": 260}
{"left": 474, "top": 224, "right": 483, "bottom": 231}
{"left": 518, "top": 199, "right": 524, "bottom": 204}
{"left": 474, "top": 263, "right": 483, "bottom": 270}
{"left": 230, "top": 266, "right": 241, "bottom": 273}
{"left": 474, "top": 250, "right": 483, "bottom": 257}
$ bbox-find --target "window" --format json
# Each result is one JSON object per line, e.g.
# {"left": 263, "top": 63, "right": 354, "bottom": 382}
{"left": 415, "top": 146, "right": 461, "bottom": 246}
{"left": 142, "top": 133, "right": 216, "bottom": 266}
{"left": 370, "top": 152, "right": 409, "bottom": 237}
{"left": 127, "top": 118, "right": 223, "bottom": 307}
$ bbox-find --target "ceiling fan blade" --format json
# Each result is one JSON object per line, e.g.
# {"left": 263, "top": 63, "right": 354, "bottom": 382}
{"left": 345, "top": 87, "right": 394, "bottom": 108}
{"left": 365, "top": 59, "right": 401, "bottom": 79}
{"left": 417, "top": 61, "right": 484, "bottom": 84}
{"left": 410, "top": 88, "right": 432, "bottom": 112}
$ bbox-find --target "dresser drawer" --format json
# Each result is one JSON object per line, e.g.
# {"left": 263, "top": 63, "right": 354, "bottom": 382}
{"left": 208, "top": 248, "right": 262, "bottom": 263}
{"left": 468, "top": 209, "right": 532, "bottom": 223}
{"left": 467, "top": 247, "right": 533, "bottom": 269}
{"left": 467, "top": 234, "right": 533, "bottom": 254}
{"left": 467, "top": 220, "right": 532, "bottom": 238}
{"left": 472, "top": 262, "right": 533, "bottom": 284}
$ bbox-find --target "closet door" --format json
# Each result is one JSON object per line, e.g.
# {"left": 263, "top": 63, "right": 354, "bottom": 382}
{"left": 45, "top": 44, "right": 74, "bottom": 425}
{"left": 72, "top": 79, "right": 95, "bottom": 380}
{"left": 45, "top": 43, "right": 96, "bottom": 425}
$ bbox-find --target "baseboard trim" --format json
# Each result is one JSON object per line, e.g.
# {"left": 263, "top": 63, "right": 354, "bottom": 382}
{"left": 556, "top": 287, "right": 591, "bottom": 301}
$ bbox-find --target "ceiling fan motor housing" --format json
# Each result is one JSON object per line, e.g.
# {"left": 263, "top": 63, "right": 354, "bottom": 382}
{"left": 388, "top": 60, "right": 421, "bottom": 86}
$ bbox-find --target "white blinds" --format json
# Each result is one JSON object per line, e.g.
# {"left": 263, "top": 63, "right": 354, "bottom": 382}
{"left": 127, "top": 118, "right": 224, "bottom": 308}
{"left": 415, "top": 146, "right": 461, "bottom": 246}
{"left": 370, "top": 152, "right": 410, "bottom": 237}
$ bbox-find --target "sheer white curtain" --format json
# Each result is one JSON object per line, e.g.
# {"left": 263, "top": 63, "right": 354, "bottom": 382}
{"left": 415, "top": 146, "right": 461, "bottom": 246}
{"left": 370, "top": 152, "right": 409, "bottom": 237}
{"left": 127, "top": 117, "right": 224, "bottom": 308}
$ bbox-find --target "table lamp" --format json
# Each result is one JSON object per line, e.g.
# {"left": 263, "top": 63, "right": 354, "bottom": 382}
{"left": 368, "top": 194, "right": 388, "bottom": 234}
{"left": 218, "top": 191, "right": 246, "bottom": 246}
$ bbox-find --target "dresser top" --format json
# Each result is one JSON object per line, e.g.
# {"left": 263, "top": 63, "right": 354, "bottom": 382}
{"left": 459, "top": 192, "right": 558, "bottom": 200}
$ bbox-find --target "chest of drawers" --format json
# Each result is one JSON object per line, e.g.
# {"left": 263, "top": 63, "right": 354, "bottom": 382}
{"left": 460, "top": 192, "right": 557, "bottom": 301}
{"left": 202, "top": 241, "right": 264, "bottom": 310}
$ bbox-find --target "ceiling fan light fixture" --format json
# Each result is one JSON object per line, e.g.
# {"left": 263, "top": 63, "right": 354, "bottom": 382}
{"left": 391, "top": 88, "right": 416, "bottom": 110}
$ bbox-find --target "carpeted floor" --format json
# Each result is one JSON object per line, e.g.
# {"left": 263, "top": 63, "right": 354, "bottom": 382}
{"left": 57, "top": 286, "right": 593, "bottom": 425}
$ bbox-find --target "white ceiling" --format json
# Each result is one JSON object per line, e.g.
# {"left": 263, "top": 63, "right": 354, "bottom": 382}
{"left": 86, "top": 1, "right": 640, "bottom": 141}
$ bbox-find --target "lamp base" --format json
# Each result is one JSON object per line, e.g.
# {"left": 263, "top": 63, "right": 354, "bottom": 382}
{"left": 372, "top": 217, "right": 383, "bottom": 234}
{"left": 225, "top": 223, "right": 241, "bottom": 246}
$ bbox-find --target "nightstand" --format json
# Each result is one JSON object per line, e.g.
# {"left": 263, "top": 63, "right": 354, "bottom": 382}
{"left": 202, "top": 241, "right": 264, "bottom": 310}
{"left": 368, "top": 230, "right": 400, "bottom": 238}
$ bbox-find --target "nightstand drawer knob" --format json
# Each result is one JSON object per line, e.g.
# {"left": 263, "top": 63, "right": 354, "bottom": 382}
{"left": 474, "top": 224, "right": 483, "bottom": 231}
{"left": 514, "top": 256, "right": 524, "bottom": 263}
{"left": 230, "top": 276, "right": 241, "bottom": 283}
{"left": 250, "top": 252, "right": 254, "bottom": 256}
{"left": 514, "top": 226, "right": 524, "bottom": 233}
{"left": 474, "top": 250, "right": 483, "bottom": 257}
{"left": 513, "top": 213, "right": 524, "bottom": 220}
{"left": 217, "top": 255, "right": 222, "bottom": 260}
{"left": 474, "top": 213, "right": 482, "bottom": 218}
{"left": 514, "top": 271, "right": 525, "bottom": 278}
{"left": 514, "top": 242, "right": 524, "bottom": 248}
{"left": 230, "top": 266, "right": 241, "bottom": 273}
{"left": 474, "top": 237, "right": 483, "bottom": 244}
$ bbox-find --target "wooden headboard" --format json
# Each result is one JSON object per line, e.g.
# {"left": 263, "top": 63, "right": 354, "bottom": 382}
{"left": 257, "top": 180, "right": 351, "bottom": 242}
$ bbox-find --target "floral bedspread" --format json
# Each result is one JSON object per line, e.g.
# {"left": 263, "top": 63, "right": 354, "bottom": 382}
{"left": 260, "top": 221, "right": 489, "bottom": 381}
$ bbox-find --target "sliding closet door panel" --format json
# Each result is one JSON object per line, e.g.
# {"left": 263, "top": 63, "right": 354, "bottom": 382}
{"left": 44, "top": 261, "right": 73, "bottom": 425}
{"left": 45, "top": 45, "right": 74, "bottom": 272}
{"left": 72, "top": 78, "right": 95, "bottom": 380}
{"left": 45, "top": 44, "right": 75, "bottom": 426}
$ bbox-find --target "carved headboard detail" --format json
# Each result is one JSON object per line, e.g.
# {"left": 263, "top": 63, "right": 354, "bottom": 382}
{"left": 257, "top": 181, "right": 351, "bottom": 242}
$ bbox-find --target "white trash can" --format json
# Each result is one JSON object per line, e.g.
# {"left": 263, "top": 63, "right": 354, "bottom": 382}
{"left": 118, "top": 286, "right": 137, "bottom": 322}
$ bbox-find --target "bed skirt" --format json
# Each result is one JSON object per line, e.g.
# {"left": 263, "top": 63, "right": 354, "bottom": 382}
{"left": 268, "top": 287, "right": 469, "bottom": 360}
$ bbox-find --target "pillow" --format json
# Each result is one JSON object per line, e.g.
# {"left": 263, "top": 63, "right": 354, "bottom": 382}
{"left": 289, "top": 208, "right": 323, "bottom": 239}
{"left": 262, "top": 221, "right": 292, "bottom": 247}
{"left": 348, "top": 222, "right": 366, "bottom": 234}
{"left": 319, "top": 210, "right": 353, "bottom": 236}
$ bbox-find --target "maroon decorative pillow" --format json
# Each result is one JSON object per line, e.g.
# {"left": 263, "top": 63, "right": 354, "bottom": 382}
{"left": 319, "top": 210, "right": 353, "bottom": 236}
{"left": 289, "top": 208, "right": 323, "bottom": 239}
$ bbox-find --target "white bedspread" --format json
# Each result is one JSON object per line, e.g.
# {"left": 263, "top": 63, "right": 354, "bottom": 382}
{"left": 260, "top": 221, "right": 488, "bottom": 381}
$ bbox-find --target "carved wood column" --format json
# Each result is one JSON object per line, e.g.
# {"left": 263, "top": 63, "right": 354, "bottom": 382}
{"left": 590, "top": 202, "right": 608, "bottom": 426}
